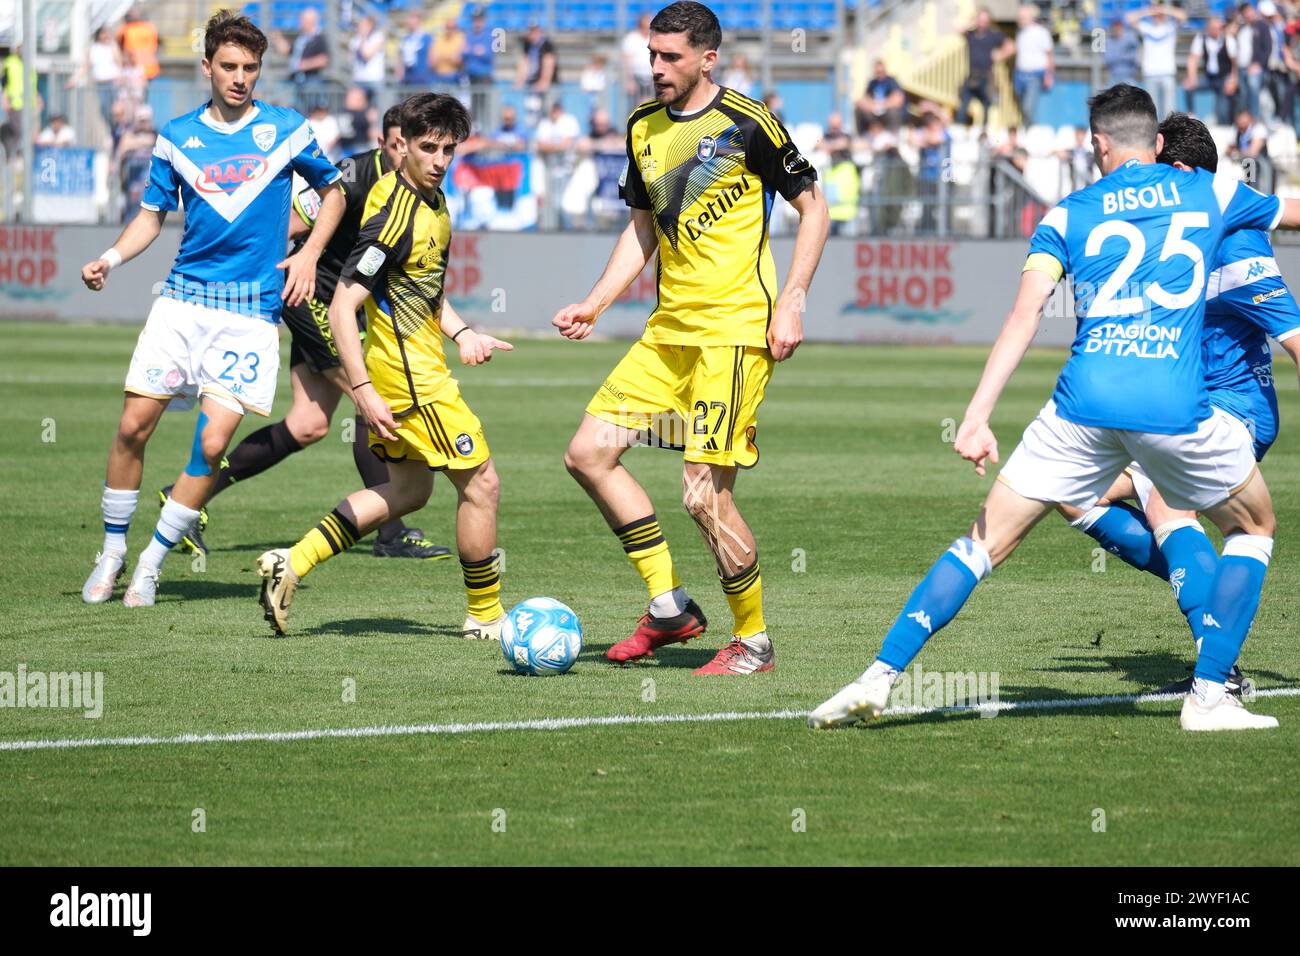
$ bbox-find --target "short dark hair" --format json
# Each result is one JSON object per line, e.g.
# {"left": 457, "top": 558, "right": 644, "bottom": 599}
{"left": 649, "top": 2, "right": 722, "bottom": 51}
{"left": 382, "top": 104, "right": 403, "bottom": 135}
{"left": 1157, "top": 112, "right": 1218, "bottom": 173}
{"left": 400, "top": 93, "right": 471, "bottom": 144}
{"left": 1088, "top": 83, "right": 1157, "bottom": 149}
{"left": 204, "top": 9, "right": 267, "bottom": 62}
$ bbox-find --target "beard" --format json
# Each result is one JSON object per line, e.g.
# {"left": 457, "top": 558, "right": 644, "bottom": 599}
{"left": 661, "top": 72, "right": 703, "bottom": 110}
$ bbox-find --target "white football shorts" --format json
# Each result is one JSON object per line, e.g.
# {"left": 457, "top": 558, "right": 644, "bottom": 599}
{"left": 124, "top": 296, "right": 280, "bottom": 416}
{"left": 998, "top": 400, "right": 1258, "bottom": 513}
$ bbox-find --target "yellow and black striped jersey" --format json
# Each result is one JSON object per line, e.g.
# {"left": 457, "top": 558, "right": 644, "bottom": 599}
{"left": 620, "top": 86, "right": 816, "bottom": 348}
{"left": 340, "top": 170, "right": 452, "bottom": 413}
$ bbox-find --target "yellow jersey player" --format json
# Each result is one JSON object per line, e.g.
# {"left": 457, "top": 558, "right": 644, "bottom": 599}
{"left": 256, "top": 93, "right": 513, "bottom": 638}
{"left": 552, "top": 2, "right": 829, "bottom": 674}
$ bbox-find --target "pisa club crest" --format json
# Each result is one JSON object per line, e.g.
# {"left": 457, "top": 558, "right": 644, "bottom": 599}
{"left": 697, "top": 135, "right": 717, "bottom": 162}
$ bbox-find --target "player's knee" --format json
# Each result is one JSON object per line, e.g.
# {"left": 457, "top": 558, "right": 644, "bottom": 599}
{"left": 287, "top": 413, "right": 329, "bottom": 446}
{"left": 467, "top": 463, "right": 500, "bottom": 510}
{"left": 199, "top": 427, "right": 228, "bottom": 466}
{"left": 116, "top": 413, "right": 155, "bottom": 450}
{"left": 563, "top": 439, "right": 597, "bottom": 480}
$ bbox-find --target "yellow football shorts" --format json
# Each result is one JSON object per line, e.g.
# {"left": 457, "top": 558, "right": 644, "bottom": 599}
{"left": 369, "top": 385, "right": 490, "bottom": 471}
{"left": 585, "top": 341, "right": 774, "bottom": 468}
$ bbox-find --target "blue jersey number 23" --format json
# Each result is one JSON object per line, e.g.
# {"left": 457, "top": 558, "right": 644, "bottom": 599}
{"left": 219, "top": 351, "right": 261, "bottom": 384}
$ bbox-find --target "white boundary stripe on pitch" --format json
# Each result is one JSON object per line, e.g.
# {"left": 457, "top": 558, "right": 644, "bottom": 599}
{"left": 2, "top": 687, "right": 1298, "bottom": 753}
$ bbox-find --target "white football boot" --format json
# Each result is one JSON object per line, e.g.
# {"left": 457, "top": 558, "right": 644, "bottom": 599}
{"left": 257, "top": 549, "right": 299, "bottom": 635}
{"left": 1180, "top": 692, "right": 1279, "bottom": 731}
{"left": 122, "top": 565, "right": 161, "bottom": 607}
{"left": 462, "top": 613, "right": 505, "bottom": 641}
{"left": 808, "top": 672, "right": 894, "bottom": 729}
{"left": 82, "top": 551, "right": 127, "bottom": 604}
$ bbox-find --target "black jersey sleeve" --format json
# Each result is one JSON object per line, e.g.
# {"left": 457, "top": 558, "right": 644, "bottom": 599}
{"left": 340, "top": 181, "right": 416, "bottom": 293}
{"left": 736, "top": 104, "right": 817, "bottom": 201}
{"left": 619, "top": 116, "right": 652, "bottom": 210}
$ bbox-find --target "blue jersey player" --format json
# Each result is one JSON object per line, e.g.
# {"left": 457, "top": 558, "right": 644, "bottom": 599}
{"left": 810, "top": 85, "right": 1299, "bottom": 733}
{"left": 79, "top": 11, "right": 344, "bottom": 607}
{"left": 1060, "top": 113, "right": 1300, "bottom": 695}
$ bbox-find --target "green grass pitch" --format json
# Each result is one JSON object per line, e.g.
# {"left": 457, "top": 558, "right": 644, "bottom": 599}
{"left": 1, "top": 320, "right": 1298, "bottom": 865}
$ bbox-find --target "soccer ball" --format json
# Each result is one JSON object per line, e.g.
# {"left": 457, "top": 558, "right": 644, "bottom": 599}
{"left": 499, "top": 597, "right": 583, "bottom": 676}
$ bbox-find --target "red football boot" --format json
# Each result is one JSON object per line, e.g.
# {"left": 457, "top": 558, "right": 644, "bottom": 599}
{"left": 693, "top": 636, "right": 775, "bottom": 675}
{"left": 607, "top": 599, "right": 708, "bottom": 663}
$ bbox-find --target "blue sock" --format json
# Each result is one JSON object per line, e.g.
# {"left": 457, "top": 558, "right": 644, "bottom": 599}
{"left": 1073, "top": 503, "right": 1168, "bottom": 579}
{"left": 878, "top": 537, "right": 991, "bottom": 671}
{"left": 1195, "top": 535, "right": 1272, "bottom": 684}
{"left": 1156, "top": 521, "right": 1219, "bottom": 645}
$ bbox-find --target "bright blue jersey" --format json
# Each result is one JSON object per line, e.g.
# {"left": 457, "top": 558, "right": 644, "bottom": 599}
{"left": 1203, "top": 229, "right": 1300, "bottom": 459}
{"left": 142, "top": 100, "right": 341, "bottom": 323}
{"left": 1027, "top": 160, "right": 1282, "bottom": 434}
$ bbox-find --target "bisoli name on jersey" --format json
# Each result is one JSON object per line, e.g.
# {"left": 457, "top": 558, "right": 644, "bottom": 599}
{"left": 683, "top": 173, "right": 750, "bottom": 243}
{"left": 1101, "top": 181, "right": 1183, "bottom": 215}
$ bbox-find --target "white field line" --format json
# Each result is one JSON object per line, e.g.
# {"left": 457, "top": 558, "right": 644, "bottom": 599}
{"left": 2, "top": 687, "right": 1298, "bottom": 753}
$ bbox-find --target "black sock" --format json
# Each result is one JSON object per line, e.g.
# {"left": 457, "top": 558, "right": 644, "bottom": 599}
{"left": 353, "top": 417, "right": 406, "bottom": 544}
{"left": 210, "top": 421, "right": 303, "bottom": 498}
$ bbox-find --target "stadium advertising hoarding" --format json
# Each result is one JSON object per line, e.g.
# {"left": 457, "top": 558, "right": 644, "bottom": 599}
{"left": 9, "top": 226, "right": 1300, "bottom": 350}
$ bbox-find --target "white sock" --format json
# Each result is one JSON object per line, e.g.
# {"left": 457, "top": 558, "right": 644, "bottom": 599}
{"left": 1192, "top": 677, "right": 1226, "bottom": 707}
{"left": 137, "top": 498, "right": 200, "bottom": 572}
{"left": 101, "top": 486, "right": 139, "bottom": 554}
{"left": 739, "top": 631, "right": 770, "bottom": 653}
{"left": 863, "top": 659, "right": 901, "bottom": 684}
{"left": 649, "top": 586, "right": 687, "bottom": 618}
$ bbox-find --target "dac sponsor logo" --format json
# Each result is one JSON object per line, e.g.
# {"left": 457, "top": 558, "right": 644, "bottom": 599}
{"left": 194, "top": 155, "right": 270, "bottom": 195}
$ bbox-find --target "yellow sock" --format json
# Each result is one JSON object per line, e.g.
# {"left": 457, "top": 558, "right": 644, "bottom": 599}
{"left": 720, "top": 560, "right": 764, "bottom": 637}
{"left": 461, "top": 553, "right": 504, "bottom": 621}
{"left": 616, "top": 514, "right": 680, "bottom": 600}
{"left": 289, "top": 508, "right": 359, "bottom": 578}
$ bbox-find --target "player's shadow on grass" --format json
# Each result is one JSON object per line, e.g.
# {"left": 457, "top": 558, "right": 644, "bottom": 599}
{"left": 298, "top": 617, "right": 450, "bottom": 638}
{"left": 582, "top": 642, "right": 717, "bottom": 668}
{"left": 153, "top": 579, "right": 255, "bottom": 601}
{"left": 1043, "top": 651, "right": 1292, "bottom": 690}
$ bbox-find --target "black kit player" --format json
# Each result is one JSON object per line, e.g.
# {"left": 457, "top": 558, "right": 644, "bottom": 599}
{"left": 164, "top": 103, "right": 450, "bottom": 560}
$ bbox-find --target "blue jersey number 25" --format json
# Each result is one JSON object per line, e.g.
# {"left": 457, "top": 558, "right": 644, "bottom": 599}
{"left": 1083, "top": 212, "right": 1209, "bottom": 317}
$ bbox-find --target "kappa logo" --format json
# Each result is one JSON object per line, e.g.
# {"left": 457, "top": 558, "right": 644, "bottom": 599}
{"left": 908, "top": 610, "right": 933, "bottom": 634}
{"left": 455, "top": 432, "right": 475, "bottom": 455}
{"left": 252, "top": 123, "right": 277, "bottom": 152}
{"left": 145, "top": 367, "right": 162, "bottom": 384}
{"left": 1245, "top": 259, "right": 1268, "bottom": 280}
{"left": 1169, "top": 566, "right": 1186, "bottom": 599}
{"left": 181, "top": 135, "right": 206, "bottom": 149}
{"left": 1202, "top": 612, "right": 1222, "bottom": 630}
{"left": 697, "top": 135, "right": 717, "bottom": 162}
{"left": 514, "top": 610, "right": 535, "bottom": 634}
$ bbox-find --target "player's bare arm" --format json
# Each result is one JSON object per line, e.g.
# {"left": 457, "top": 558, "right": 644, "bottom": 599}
{"left": 552, "top": 207, "right": 657, "bottom": 340}
{"left": 81, "top": 208, "right": 167, "bottom": 291}
{"left": 1280, "top": 336, "right": 1300, "bottom": 389}
{"left": 1274, "top": 198, "right": 1300, "bottom": 228}
{"left": 440, "top": 299, "right": 514, "bottom": 366}
{"left": 955, "top": 268, "right": 1057, "bottom": 476}
{"left": 328, "top": 277, "right": 398, "bottom": 441}
{"left": 768, "top": 182, "right": 829, "bottom": 362}
{"left": 279, "top": 182, "right": 345, "bottom": 306}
